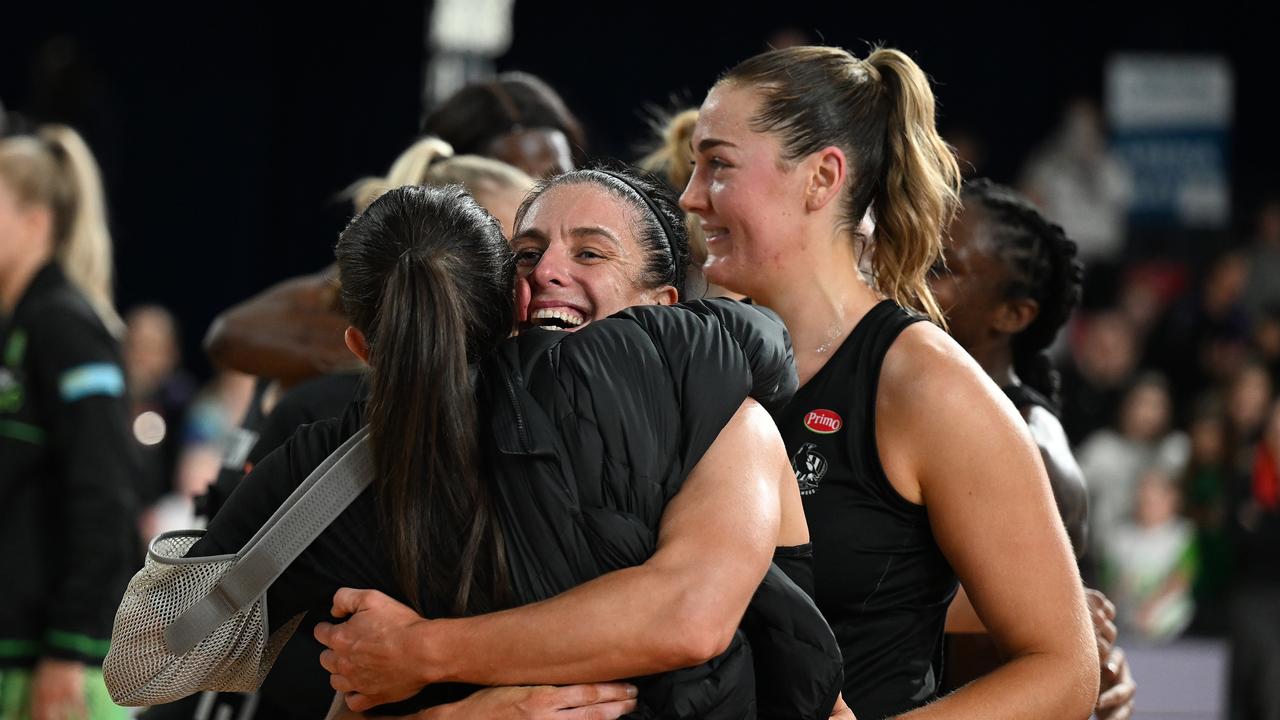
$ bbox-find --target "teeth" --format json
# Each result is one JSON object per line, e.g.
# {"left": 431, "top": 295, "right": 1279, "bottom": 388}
{"left": 530, "top": 307, "right": 585, "bottom": 328}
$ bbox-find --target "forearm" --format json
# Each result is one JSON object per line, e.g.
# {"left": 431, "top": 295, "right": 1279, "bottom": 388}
{"left": 205, "top": 312, "right": 350, "bottom": 383}
{"left": 419, "top": 563, "right": 731, "bottom": 686}
{"left": 899, "top": 648, "right": 1097, "bottom": 720}
{"left": 204, "top": 273, "right": 353, "bottom": 383}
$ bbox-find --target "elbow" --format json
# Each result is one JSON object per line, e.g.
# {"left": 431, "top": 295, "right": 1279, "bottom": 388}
{"left": 203, "top": 314, "right": 232, "bottom": 369}
{"left": 1063, "top": 627, "right": 1102, "bottom": 718}
{"left": 1068, "top": 663, "right": 1101, "bottom": 719}
{"left": 662, "top": 591, "right": 740, "bottom": 667}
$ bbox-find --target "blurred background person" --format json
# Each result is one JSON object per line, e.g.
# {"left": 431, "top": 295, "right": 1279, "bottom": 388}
{"left": 422, "top": 71, "right": 586, "bottom": 179}
{"left": 1229, "top": 397, "right": 1280, "bottom": 720}
{"left": 1080, "top": 372, "right": 1190, "bottom": 569}
{"left": 0, "top": 124, "right": 138, "bottom": 720}
{"left": 122, "top": 304, "right": 196, "bottom": 521}
{"left": 1101, "top": 465, "right": 1198, "bottom": 643}
{"left": 1020, "top": 98, "right": 1134, "bottom": 266}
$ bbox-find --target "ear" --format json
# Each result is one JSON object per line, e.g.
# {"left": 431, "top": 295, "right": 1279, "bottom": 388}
{"left": 804, "top": 146, "right": 847, "bottom": 213}
{"left": 646, "top": 285, "right": 679, "bottom": 307}
{"left": 993, "top": 298, "right": 1039, "bottom": 335}
{"left": 21, "top": 205, "right": 54, "bottom": 248}
{"left": 344, "top": 326, "right": 371, "bottom": 365}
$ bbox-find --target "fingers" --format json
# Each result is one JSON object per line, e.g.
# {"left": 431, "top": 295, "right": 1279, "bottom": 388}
{"left": 319, "top": 648, "right": 341, "bottom": 674}
{"left": 1097, "top": 646, "right": 1135, "bottom": 720}
{"left": 1097, "top": 699, "right": 1134, "bottom": 720}
{"left": 1098, "top": 680, "right": 1136, "bottom": 710}
{"left": 331, "top": 587, "right": 366, "bottom": 618}
{"left": 329, "top": 671, "right": 356, "bottom": 694}
{"left": 559, "top": 699, "right": 638, "bottom": 720}
{"left": 553, "top": 683, "right": 639, "bottom": 709}
{"left": 346, "top": 692, "right": 376, "bottom": 713}
{"left": 1085, "top": 588, "right": 1117, "bottom": 619}
{"left": 1101, "top": 645, "right": 1130, "bottom": 683}
{"left": 1095, "top": 615, "right": 1118, "bottom": 660}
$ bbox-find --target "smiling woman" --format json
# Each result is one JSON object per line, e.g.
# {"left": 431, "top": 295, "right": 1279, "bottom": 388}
{"left": 510, "top": 165, "right": 689, "bottom": 332}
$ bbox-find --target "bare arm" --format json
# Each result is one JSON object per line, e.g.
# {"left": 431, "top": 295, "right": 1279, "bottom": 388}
{"left": 879, "top": 326, "right": 1098, "bottom": 720}
{"left": 317, "top": 398, "right": 796, "bottom": 711}
{"left": 324, "top": 686, "right": 639, "bottom": 720}
{"left": 204, "top": 267, "right": 358, "bottom": 386}
{"left": 1024, "top": 405, "right": 1089, "bottom": 556}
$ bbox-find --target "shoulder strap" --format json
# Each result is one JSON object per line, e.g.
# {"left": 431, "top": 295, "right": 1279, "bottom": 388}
{"left": 165, "top": 425, "right": 374, "bottom": 655}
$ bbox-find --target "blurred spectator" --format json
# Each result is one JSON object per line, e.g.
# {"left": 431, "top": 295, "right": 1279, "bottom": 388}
{"left": 1251, "top": 304, "right": 1280, "bottom": 386}
{"left": 1229, "top": 397, "right": 1280, "bottom": 720}
{"left": 141, "top": 370, "right": 253, "bottom": 537}
{"left": 123, "top": 304, "right": 196, "bottom": 504}
{"left": 1148, "top": 251, "right": 1252, "bottom": 396}
{"left": 1101, "top": 465, "right": 1197, "bottom": 643}
{"left": 1242, "top": 196, "right": 1280, "bottom": 321}
{"left": 1060, "top": 311, "right": 1141, "bottom": 444}
{"left": 1020, "top": 98, "right": 1134, "bottom": 264}
{"left": 1079, "top": 372, "right": 1190, "bottom": 559}
{"left": 1180, "top": 394, "right": 1234, "bottom": 635}
{"left": 1224, "top": 359, "right": 1274, "bottom": 477}
{"left": 422, "top": 71, "right": 586, "bottom": 178}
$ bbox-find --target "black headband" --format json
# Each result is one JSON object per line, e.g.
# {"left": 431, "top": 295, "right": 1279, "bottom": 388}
{"left": 594, "top": 169, "right": 679, "bottom": 271}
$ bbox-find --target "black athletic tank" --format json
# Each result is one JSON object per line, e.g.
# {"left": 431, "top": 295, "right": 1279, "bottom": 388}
{"left": 773, "top": 300, "right": 958, "bottom": 719}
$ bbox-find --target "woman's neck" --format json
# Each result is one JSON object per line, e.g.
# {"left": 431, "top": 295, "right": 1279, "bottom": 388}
{"left": 970, "top": 340, "right": 1019, "bottom": 388}
{"left": 755, "top": 244, "right": 882, "bottom": 386}
{"left": 0, "top": 246, "right": 53, "bottom": 314}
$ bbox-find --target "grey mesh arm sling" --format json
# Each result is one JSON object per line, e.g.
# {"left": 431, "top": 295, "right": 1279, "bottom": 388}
{"left": 103, "top": 426, "right": 373, "bottom": 706}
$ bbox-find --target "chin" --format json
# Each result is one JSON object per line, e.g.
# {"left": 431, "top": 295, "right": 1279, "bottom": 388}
{"left": 702, "top": 257, "right": 750, "bottom": 297}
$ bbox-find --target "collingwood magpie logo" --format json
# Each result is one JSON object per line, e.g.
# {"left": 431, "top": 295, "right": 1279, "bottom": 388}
{"left": 791, "top": 442, "right": 828, "bottom": 496}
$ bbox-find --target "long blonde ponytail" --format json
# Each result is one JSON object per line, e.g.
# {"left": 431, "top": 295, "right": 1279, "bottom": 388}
{"left": 0, "top": 125, "right": 121, "bottom": 333}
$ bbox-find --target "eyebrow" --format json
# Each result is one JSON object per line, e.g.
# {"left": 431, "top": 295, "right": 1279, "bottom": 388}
{"left": 512, "top": 227, "right": 549, "bottom": 244}
{"left": 694, "top": 137, "right": 737, "bottom": 153}
{"left": 569, "top": 225, "right": 622, "bottom": 250}
{"left": 512, "top": 225, "right": 622, "bottom": 250}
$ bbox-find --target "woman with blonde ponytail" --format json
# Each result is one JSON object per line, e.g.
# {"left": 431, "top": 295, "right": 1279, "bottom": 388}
{"left": 682, "top": 46, "right": 1098, "bottom": 718}
{"left": 0, "top": 124, "right": 137, "bottom": 719}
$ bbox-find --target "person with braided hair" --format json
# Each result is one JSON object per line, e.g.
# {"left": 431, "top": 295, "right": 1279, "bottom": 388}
{"left": 930, "top": 178, "right": 1088, "bottom": 550}
{"left": 930, "top": 178, "right": 1136, "bottom": 720}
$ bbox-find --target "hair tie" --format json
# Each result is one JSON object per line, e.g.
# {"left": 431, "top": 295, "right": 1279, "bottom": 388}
{"left": 594, "top": 169, "right": 678, "bottom": 269}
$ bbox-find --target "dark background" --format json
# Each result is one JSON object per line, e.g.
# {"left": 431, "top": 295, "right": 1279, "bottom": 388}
{"left": 2, "top": 2, "right": 1273, "bottom": 376}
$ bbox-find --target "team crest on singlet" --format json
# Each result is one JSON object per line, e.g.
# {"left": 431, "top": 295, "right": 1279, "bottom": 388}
{"left": 791, "top": 442, "right": 828, "bottom": 496}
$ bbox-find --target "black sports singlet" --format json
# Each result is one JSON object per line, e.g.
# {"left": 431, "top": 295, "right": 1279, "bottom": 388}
{"left": 773, "top": 300, "right": 958, "bottom": 719}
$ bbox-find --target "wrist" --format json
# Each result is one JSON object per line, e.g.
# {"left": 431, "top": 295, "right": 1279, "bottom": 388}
{"left": 413, "top": 616, "right": 460, "bottom": 686}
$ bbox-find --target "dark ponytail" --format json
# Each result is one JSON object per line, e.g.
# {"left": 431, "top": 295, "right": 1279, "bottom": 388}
{"left": 962, "top": 179, "right": 1084, "bottom": 408}
{"left": 335, "top": 185, "right": 512, "bottom": 614}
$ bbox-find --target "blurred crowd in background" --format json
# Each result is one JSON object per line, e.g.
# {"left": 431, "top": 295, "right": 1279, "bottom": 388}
{"left": 3, "top": 3, "right": 1277, "bottom": 717}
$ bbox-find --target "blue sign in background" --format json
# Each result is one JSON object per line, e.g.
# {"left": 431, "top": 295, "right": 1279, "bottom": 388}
{"left": 1112, "top": 128, "right": 1231, "bottom": 228}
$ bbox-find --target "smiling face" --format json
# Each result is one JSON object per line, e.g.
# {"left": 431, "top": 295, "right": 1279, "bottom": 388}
{"left": 511, "top": 182, "right": 674, "bottom": 332}
{"left": 680, "top": 83, "right": 815, "bottom": 300}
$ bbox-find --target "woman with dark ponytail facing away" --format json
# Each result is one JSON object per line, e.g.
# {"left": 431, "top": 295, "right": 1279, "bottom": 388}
{"left": 682, "top": 46, "right": 1099, "bottom": 718}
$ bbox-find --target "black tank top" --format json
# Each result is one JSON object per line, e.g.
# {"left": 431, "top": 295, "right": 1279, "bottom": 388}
{"left": 773, "top": 300, "right": 958, "bottom": 719}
